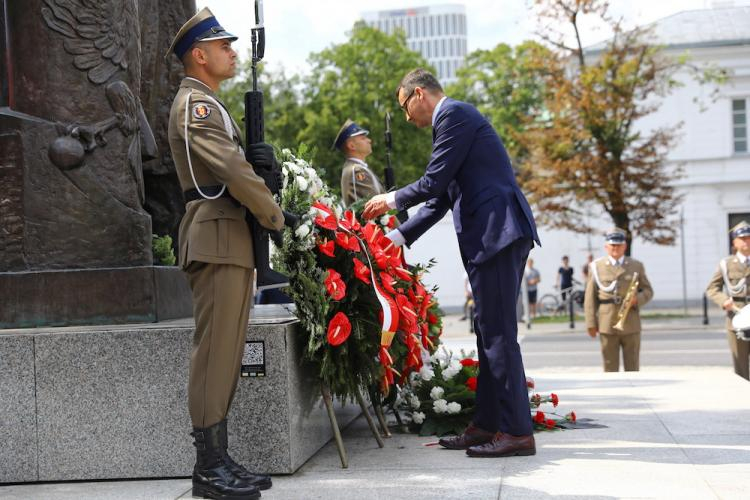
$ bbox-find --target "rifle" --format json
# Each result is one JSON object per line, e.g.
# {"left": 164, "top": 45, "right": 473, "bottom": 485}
{"left": 244, "top": 0, "right": 292, "bottom": 290}
{"left": 384, "top": 112, "right": 408, "bottom": 223}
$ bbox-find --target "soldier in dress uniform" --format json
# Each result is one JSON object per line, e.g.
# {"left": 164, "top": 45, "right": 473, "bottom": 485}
{"left": 333, "top": 119, "right": 385, "bottom": 207}
{"left": 584, "top": 228, "right": 654, "bottom": 372}
{"left": 166, "top": 7, "right": 282, "bottom": 500}
{"left": 705, "top": 221, "right": 750, "bottom": 380}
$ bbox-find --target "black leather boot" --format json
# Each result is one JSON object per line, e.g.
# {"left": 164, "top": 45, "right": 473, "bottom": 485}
{"left": 217, "top": 420, "right": 272, "bottom": 491}
{"left": 192, "top": 422, "right": 261, "bottom": 500}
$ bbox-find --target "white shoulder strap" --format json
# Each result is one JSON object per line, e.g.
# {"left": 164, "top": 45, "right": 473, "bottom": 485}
{"left": 589, "top": 257, "right": 617, "bottom": 293}
{"left": 351, "top": 164, "right": 358, "bottom": 201}
{"left": 720, "top": 257, "right": 746, "bottom": 295}
{"left": 184, "top": 90, "right": 227, "bottom": 200}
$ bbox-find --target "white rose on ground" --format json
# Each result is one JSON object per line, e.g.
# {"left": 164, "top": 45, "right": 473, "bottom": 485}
{"left": 441, "top": 360, "right": 462, "bottom": 381}
{"left": 409, "top": 394, "right": 420, "bottom": 410}
{"left": 412, "top": 411, "right": 426, "bottom": 424}
{"left": 446, "top": 402, "right": 461, "bottom": 414}
{"left": 294, "top": 223, "right": 311, "bottom": 239}
{"left": 433, "top": 399, "right": 448, "bottom": 414}
{"left": 418, "top": 365, "right": 434, "bottom": 381}
{"left": 296, "top": 176, "right": 308, "bottom": 191}
{"left": 430, "top": 386, "right": 445, "bottom": 400}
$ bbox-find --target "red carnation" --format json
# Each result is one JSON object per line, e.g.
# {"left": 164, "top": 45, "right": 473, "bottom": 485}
{"left": 427, "top": 312, "right": 438, "bottom": 325}
{"left": 551, "top": 393, "right": 559, "bottom": 407}
{"left": 324, "top": 269, "right": 346, "bottom": 300}
{"left": 545, "top": 419, "right": 556, "bottom": 430}
{"left": 327, "top": 312, "right": 351, "bottom": 346}
{"left": 387, "top": 215, "right": 398, "bottom": 229}
{"left": 533, "top": 411, "right": 545, "bottom": 424}
{"left": 567, "top": 411, "right": 577, "bottom": 423}
{"left": 465, "top": 376, "right": 477, "bottom": 391}
{"left": 317, "top": 239, "right": 335, "bottom": 258}
{"left": 526, "top": 377, "right": 535, "bottom": 389}
{"left": 353, "top": 257, "right": 371, "bottom": 284}
{"left": 460, "top": 358, "right": 476, "bottom": 367}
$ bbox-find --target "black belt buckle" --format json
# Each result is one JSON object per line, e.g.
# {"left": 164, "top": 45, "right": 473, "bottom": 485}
{"left": 612, "top": 296, "right": 622, "bottom": 305}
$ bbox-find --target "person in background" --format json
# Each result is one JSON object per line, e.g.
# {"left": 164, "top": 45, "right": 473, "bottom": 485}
{"left": 525, "top": 259, "right": 541, "bottom": 318}
{"left": 556, "top": 255, "right": 575, "bottom": 303}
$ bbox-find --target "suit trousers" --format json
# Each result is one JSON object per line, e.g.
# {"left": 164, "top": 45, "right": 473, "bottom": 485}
{"left": 468, "top": 238, "right": 533, "bottom": 437}
{"left": 725, "top": 319, "right": 750, "bottom": 380}
{"left": 185, "top": 261, "right": 254, "bottom": 427}
{"left": 599, "top": 332, "right": 640, "bottom": 372}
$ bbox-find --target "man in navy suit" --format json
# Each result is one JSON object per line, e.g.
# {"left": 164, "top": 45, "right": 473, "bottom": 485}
{"left": 363, "top": 69, "right": 540, "bottom": 457}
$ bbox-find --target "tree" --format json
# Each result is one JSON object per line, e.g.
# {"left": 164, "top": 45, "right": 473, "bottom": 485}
{"left": 447, "top": 41, "right": 551, "bottom": 172}
{"left": 299, "top": 22, "right": 433, "bottom": 192}
{"left": 519, "top": 0, "right": 724, "bottom": 253}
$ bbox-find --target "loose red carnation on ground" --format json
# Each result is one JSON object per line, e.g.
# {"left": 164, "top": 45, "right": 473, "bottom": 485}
{"left": 551, "top": 393, "right": 559, "bottom": 407}
{"left": 534, "top": 411, "right": 545, "bottom": 424}
{"left": 526, "top": 377, "right": 535, "bottom": 389}
{"left": 545, "top": 419, "right": 556, "bottom": 430}
{"left": 567, "top": 411, "right": 577, "bottom": 423}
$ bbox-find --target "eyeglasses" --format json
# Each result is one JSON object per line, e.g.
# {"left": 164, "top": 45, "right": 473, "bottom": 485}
{"left": 399, "top": 88, "right": 417, "bottom": 114}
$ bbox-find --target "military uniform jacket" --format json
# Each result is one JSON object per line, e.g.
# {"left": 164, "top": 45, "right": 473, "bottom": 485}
{"left": 584, "top": 257, "right": 653, "bottom": 335}
{"left": 168, "top": 77, "right": 283, "bottom": 270}
{"left": 340, "top": 158, "right": 384, "bottom": 207}
{"left": 706, "top": 254, "right": 750, "bottom": 317}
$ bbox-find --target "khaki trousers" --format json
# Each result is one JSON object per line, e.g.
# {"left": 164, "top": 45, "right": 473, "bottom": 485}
{"left": 725, "top": 319, "right": 750, "bottom": 380}
{"left": 186, "top": 262, "right": 254, "bottom": 427}
{"left": 600, "top": 332, "right": 640, "bottom": 372}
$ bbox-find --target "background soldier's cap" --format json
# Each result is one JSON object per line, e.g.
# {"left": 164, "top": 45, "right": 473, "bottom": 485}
{"left": 730, "top": 221, "right": 750, "bottom": 239}
{"left": 166, "top": 7, "right": 238, "bottom": 60}
{"left": 332, "top": 119, "right": 369, "bottom": 151}
{"left": 604, "top": 228, "right": 627, "bottom": 244}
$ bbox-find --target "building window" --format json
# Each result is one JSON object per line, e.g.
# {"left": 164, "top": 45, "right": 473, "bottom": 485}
{"left": 734, "top": 99, "right": 748, "bottom": 153}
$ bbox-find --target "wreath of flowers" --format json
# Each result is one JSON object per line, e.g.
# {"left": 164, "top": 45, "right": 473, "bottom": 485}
{"left": 272, "top": 148, "right": 443, "bottom": 401}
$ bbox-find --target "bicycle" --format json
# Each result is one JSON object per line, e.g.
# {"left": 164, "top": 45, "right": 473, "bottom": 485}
{"left": 538, "top": 281, "right": 585, "bottom": 317}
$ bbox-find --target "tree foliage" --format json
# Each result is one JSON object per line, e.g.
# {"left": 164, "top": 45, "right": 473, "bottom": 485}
{"left": 516, "top": 0, "right": 724, "bottom": 252}
{"left": 219, "top": 23, "right": 433, "bottom": 196}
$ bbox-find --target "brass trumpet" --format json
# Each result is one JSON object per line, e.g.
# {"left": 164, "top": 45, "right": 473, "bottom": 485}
{"left": 613, "top": 272, "right": 639, "bottom": 331}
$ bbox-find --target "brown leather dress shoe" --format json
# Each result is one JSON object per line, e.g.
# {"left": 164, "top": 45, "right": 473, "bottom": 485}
{"left": 438, "top": 424, "right": 495, "bottom": 450}
{"left": 466, "top": 432, "right": 536, "bottom": 457}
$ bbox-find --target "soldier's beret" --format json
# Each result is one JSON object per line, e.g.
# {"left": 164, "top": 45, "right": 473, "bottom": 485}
{"left": 730, "top": 221, "right": 750, "bottom": 239}
{"left": 604, "top": 228, "right": 627, "bottom": 244}
{"left": 166, "top": 7, "right": 237, "bottom": 60}
{"left": 332, "top": 119, "right": 369, "bottom": 151}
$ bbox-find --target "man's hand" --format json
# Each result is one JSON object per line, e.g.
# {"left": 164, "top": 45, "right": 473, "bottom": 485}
{"left": 362, "top": 194, "right": 390, "bottom": 220}
{"left": 723, "top": 298, "right": 735, "bottom": 312}
{"left": 282, "top": 210, "right": 300, "bottom": 229}
{"left": 246, "top": 142, "right": 276, "bottom": 170}
{"left": 587, "top": 327, "right": 598, "bottom": 338}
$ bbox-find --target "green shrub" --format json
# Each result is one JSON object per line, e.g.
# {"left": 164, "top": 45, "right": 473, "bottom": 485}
{"left": 152, "top": 234, "right": 176, "bottom": 266}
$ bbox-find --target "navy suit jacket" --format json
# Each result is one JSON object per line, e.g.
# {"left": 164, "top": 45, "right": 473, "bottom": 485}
{"left": 395, "top": 98, "right": 540, "bottom": 265}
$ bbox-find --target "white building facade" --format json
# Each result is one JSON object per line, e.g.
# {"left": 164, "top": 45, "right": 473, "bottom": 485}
{"left": 361, "top": 4, "right": 468, "bottom": 86}
{"left": 404, "top": 7, "right": 750, "bottom": 310}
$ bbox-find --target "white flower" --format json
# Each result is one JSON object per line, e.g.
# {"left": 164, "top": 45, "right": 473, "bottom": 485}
{"left": 420, "top": 347, "right": 432, "bottom": 366}
{"left": 296, "top": 176, "right": 308, "bottom": 191}
{"left": 305, "top": 167, "right": 317, "bottom": 178}
{"left": 289, "top": 164, "right": 302, "bottom": 175}
{"left": 318, "top": 196, "right": 333, "bottom": 207}
{"left": 281, "top": 148, "right": 291, "bottom": 156}
{"left": 446, "top": 402, "right": 461, "bottom": 414}
{"left": 442, "top": 360, "right": 462, "bottom": 381}
{"left": 418, "top": 365, "right": 434, "bottom": 382}
{"left": 294, "top": 223, "right": 311, "bottom": 239}
{"left": 412, "top": 411, "right": 426, "bottom": 424}
{"left": 433, "top": 399, "right": 448, "bottom": 414}
{"left": 295, "top": 158, "right": 307, "bottom": 167}
{"left": 380, "top": 214, "right": 391, "bottom": 226}
{"left": 334, "top": 204, "right": 343, "bottom": 218}
{"left": 409, "top": 394, "right": 421, "bottom": 410}
{"left": 430, "top": 386, "right": 445, "bottom": 400}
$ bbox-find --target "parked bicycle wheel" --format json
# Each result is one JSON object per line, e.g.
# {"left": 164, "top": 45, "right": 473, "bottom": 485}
{"left": 538, "top": 294, "right": 559, "bottom": 316}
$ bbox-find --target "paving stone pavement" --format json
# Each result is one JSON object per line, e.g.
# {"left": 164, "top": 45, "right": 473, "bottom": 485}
{"left": 2, "top": 315, "right": 748, "bottom": 500}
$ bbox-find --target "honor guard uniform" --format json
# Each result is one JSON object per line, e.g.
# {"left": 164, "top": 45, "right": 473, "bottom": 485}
{"left": 333, "top": 119, "right": 385, "bottom": 207}
{"left": 166, "top": 7, "right": 280, "bottom": 499}
{"left": 705, "top": 221, "right": 750, "bottom": 380}
{"left": 584, "top": 228, "right": 653, "bottom": 372}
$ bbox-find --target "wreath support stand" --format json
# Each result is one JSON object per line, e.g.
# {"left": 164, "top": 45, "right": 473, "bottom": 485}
{"left": 321, "top": 383, "right": 348, "bottom": 468}
{"left": 373, "top": 403, "right": 392, "bottom": 437}
{"left": 355, "top": 389, "right": 386, "bottom": 448}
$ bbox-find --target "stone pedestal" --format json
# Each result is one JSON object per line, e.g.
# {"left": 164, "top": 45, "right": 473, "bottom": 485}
{"left": 0, "top": 305, "right": 359, "bottom": 483}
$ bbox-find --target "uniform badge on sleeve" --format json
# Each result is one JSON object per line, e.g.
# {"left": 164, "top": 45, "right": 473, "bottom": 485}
{"left": 355, "top": 171, "right": 367, "bottom": 182}
{"left": 192, "top": 103, "right": 211, "bottom": 119}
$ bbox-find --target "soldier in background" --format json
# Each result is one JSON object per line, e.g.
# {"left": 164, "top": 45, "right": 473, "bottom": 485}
{"left": 584, "top": 228, "right": 653, "bottom": 372}
{"left": 166, "top": 7, "right": 281, "bottom": 500}
{"left": 333, "top": 119, "right": 385, "bottom": 207}
{"left": 705, "top": 221, "right": 750, "bottom": 380}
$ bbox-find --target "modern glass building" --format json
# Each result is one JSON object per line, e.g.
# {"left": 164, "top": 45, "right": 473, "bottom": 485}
{"left": 361, "top": 4, "right": 468, "bottom": 86}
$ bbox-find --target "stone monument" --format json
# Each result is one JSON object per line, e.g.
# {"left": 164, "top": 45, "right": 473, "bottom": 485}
{"left": 0, "top": 0, "right": 192, "bottom": 327}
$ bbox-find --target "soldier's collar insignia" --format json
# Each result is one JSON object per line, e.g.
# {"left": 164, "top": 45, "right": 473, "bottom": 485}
{"left": 192, "top": 103, "right": 211, "bottom": 119}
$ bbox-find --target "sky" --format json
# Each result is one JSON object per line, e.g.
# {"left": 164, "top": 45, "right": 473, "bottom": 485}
{"left": 195, "top": 0, "right": 743, "bottom": 74}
